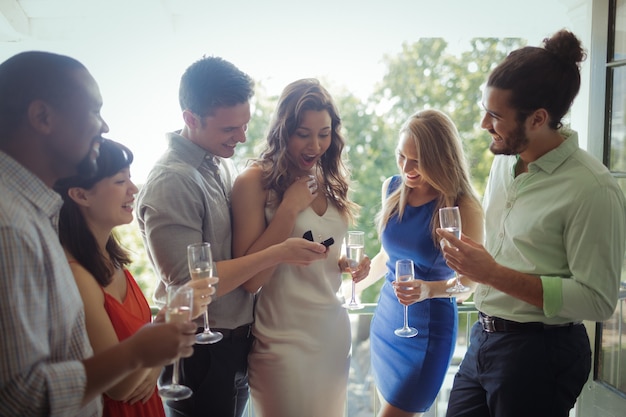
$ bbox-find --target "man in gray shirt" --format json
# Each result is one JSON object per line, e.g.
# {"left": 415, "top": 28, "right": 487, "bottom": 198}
{"left": 137, "top": 56, "right": 327, "bottom": 417}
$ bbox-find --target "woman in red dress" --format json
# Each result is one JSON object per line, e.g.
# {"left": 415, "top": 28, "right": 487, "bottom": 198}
{"left": 55, "top": 139, "right": 214, "bottom": 417}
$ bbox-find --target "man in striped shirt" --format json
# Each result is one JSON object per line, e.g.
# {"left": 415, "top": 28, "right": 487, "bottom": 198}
{"left": 0, "top": 51, "right": 197, "bottom": 417}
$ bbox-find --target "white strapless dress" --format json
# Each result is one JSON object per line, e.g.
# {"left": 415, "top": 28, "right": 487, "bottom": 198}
{"left": 248, "top": 201, "right": 350, "bottom": 417}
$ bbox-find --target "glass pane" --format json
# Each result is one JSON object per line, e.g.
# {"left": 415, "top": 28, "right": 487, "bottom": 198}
{"left": 615, "top": 0, "right": 626, "bottom": 61}
{"left": 597, "top": 176, "right": 626, "bottom": 393}
{"left": 598, "top": 292, "right": 626, "bottom": 393}
{"left": 609, "top": 66, "right": 626, "bottom": 172}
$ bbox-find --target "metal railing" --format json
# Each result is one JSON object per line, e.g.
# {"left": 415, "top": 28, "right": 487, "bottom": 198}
{"left": 156, "top": 295, "right": 626, "bottom": 416}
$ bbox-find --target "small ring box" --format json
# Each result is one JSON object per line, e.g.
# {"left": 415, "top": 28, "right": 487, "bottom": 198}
{"left": 303, "top": 230, "right": 334, "bottom": 248}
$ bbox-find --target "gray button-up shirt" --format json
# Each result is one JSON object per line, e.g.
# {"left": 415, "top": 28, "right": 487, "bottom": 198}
{"left": 136, "top": 132, "right": 254, "bottom": 329}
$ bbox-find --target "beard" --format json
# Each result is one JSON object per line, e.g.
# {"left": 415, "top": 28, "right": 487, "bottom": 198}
{"left": 75, "top": 138, "right": 102, "bottom": 178}
{"left": 489, "top": 122, "right": 529, "bottom": 156}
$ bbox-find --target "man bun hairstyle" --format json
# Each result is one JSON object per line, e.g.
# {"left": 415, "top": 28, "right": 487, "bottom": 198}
{"left": 487, "top": 29, "right": 586, "bottom": 129}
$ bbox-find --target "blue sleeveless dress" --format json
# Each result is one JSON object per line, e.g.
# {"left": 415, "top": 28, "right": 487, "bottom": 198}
{"left": 370, "top": 175, "right": 458, "bottom": 412}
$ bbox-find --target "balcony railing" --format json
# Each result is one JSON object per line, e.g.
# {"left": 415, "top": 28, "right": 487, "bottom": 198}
{"left": 155, "top": 293, "right": 626, "bottom": 416}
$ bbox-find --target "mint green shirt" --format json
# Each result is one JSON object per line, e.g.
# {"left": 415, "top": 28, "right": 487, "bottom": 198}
{"left": 475, "top": 129, "right": 626, "bottom": 324}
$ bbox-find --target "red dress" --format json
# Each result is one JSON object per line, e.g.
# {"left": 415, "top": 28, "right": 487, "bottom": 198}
{"left": 102, "top": 269, "right": 165, "bottom": 417}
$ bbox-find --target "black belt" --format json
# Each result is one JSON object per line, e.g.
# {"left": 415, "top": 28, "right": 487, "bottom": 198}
{"left": 478, "top": 312, "right": 581, "bottom": 333}
{"left": 211, "top": 324, "right": 252, "bottom": 340}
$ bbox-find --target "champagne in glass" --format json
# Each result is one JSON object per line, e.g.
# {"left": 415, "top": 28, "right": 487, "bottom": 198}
{"left": 394, "top": 259, "right": 418, "bottom": 337}
{"left": 342, "top": 231, "right": 365, "bottom": 310}
{"left": 158, "top": 286, "right": 194, "bottom": 401}
{"left": 439, "top": 206, "right": 470, "bottom": 293}
{"left": 188, "top": 242, "right": 223, "bottom": 344}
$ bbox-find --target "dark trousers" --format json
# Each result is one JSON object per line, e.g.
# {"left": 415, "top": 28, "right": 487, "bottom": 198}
{"left": 445, "top": 321, "right": 591, "bottom": 417}
{"left": 161, "top": 325, "right": 254, "bottom": 417}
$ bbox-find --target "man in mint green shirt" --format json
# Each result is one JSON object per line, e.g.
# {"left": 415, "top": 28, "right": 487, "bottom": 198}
{"left": 439, "top": 30, "right": 626, "bottom": 417}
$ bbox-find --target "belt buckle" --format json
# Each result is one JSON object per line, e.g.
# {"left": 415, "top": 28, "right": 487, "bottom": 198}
{"left": 481, "top": 314, "right": 497, "bottom": 333}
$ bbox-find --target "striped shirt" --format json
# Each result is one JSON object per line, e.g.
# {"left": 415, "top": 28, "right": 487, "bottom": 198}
{"left": 0, "top": 151, "right": 102, "bottom": 416}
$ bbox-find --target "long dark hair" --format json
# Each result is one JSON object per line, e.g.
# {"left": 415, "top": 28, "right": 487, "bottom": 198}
{"left": 254, "top": 78, "right": 358, "bottom": 222}
{"left": 54, "top": 139, "right": 134, "bottom": 286}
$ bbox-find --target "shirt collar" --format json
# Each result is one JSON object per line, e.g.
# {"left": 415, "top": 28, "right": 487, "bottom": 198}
{"left": 166, "top": 131, "right": 220, "bottom": 169}
{"left": 527, "top": 128, "right": 579, "bottom": 174}
{"left": 0, "top": 150, "right": 63, "bottom": 219}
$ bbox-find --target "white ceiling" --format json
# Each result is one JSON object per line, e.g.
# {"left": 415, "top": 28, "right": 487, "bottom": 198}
{"left": 1, "top": 0, "right": 580, "bottom": 44}
{"left": 0, "top": 0, "right": 207, "bottom": 41}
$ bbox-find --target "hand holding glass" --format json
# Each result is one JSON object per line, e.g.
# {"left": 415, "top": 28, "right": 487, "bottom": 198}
{"left": 187, "top": 242, "right": 223, "bottom": 344}
{"left": 158, "top": 286, "right": 194, "bottom": 401}
{"left": 342, "top": 231, "right": 365, "bottom": 310}
{"left": 438, "top": 206, "right": 470, "bottom": 293}
{"left": 394, "top": 259, "right": 418, "bottom": 337}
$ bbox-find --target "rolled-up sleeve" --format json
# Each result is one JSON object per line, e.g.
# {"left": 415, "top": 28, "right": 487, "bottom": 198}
{"left": 542, "top": 185, "right": 625, "bottom": 321}
{"left": 0, "top": 227, "right": 91, "bottom": 416}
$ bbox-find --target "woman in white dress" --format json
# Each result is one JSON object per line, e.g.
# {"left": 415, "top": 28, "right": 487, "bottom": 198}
{"left": 232, "top": 78, "right": 369, "bottom": 417}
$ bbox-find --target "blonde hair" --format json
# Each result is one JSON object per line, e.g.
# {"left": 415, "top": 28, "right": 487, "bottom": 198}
{"left": 377, "top": 109, "right": 480, "bottom": 243}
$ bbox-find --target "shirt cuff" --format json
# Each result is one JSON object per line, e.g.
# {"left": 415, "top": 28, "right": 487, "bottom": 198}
{"left": 540, "top": 276, "right": 563, "bottom": 318}
{"left": 46, "top": 360, "right": 91, "bottom": 416}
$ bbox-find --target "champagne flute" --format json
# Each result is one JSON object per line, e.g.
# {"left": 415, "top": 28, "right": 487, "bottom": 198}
{"left": 158, "top": 285, "right": 194, "bottom": 400}
{"left": 439, "top": 206, "right": 470, "bottom": 293}
{"left": 342, "top": 231, "right": 365, "bottom": 310}
{"left": 394, "top": 259, "right": 418, "bottom": 337}
{"left": 187, "top": 242, "right": 223, "bottom": 344}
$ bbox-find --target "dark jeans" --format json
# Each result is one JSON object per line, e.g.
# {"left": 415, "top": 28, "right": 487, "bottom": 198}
{"left": 446, "top": 320, "right": 591, "bottom": 417}
{"left": 161, "top": 325, "right": 254, "bottom": 417}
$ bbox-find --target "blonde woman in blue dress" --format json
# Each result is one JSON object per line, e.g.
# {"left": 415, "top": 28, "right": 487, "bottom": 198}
{"left": 355, "top": 109, "right": 484, "bottom": 417}
{"left": 231, "top": 79, "right": 369, "bottom": 417}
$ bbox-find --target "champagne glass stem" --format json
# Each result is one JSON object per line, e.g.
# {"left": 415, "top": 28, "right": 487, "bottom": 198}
{"left": 350, "top": 281, "right": 357, "bottom": 303}
{"left": 172, "top": 359, "right": 181, "bottom": 385}
{"left": 195, "top": 301, "right": 222, "bottom": 343}
{"left": 403, "top": 305, "right": 410, "bottom": 330}
{"left": 203, "top": 310, "right": 211, "bottom": 332}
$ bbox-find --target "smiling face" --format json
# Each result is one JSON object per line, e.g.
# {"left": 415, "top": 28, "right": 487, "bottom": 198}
{"left": 396, "top": 131, "right": 430, "bottom": 190}
{"left": 47, "top": 68, "right": 109, "bottom": 179}
{"left": 286, "top": 110, "right": 332, "bottom": 175}
{"left": 481, "top": 86, "right": 529, "bottom": 156}
{"left": 80, "top": 167, "right": 138, "bottom": 231}
{"left": 186, "top": 102, "right": 251, "bottom": 158}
